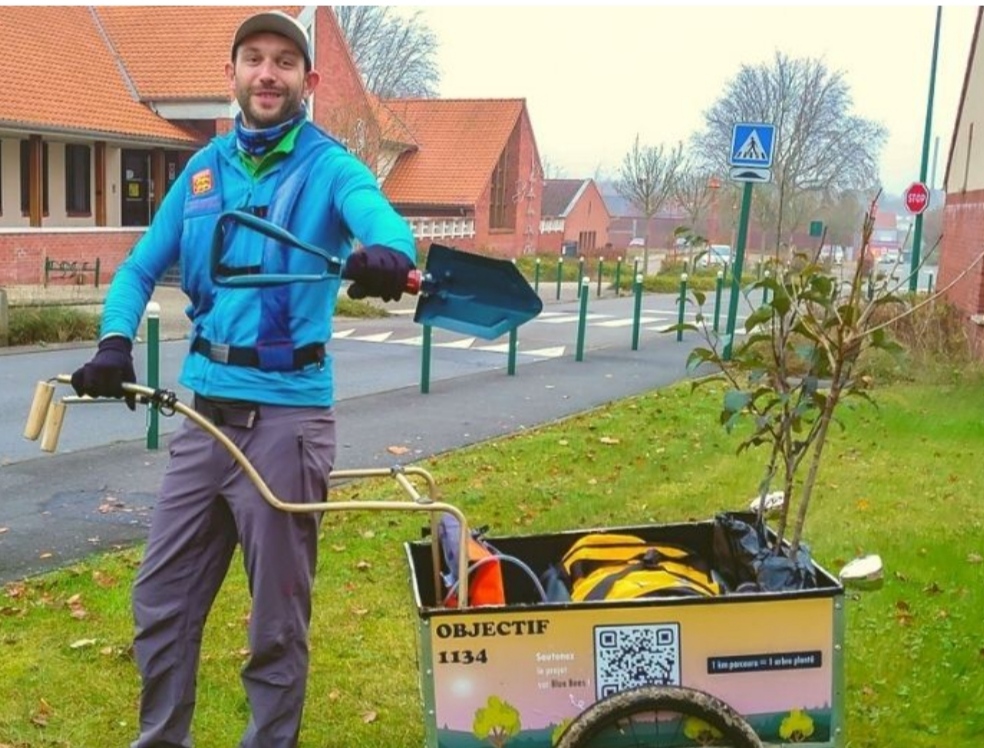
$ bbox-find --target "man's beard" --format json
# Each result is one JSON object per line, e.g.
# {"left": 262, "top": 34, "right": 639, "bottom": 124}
{"left": 238, "top": 87, "right": 302, "bottom": 129}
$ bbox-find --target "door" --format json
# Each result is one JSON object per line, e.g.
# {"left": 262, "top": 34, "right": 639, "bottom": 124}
{"left": 121, "top": 149, "right": 151, "bottom": 227}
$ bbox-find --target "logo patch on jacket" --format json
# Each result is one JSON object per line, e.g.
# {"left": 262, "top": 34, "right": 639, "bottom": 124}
{"left": 191, "top": 169, "right": 213, "bottom": 195}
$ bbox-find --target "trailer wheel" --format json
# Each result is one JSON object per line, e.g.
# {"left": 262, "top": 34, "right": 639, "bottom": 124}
{"left": 556, "top": 685, "right": 762, "bottom": 748}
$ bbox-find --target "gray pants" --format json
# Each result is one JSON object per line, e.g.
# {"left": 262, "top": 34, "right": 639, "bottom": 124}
{"left": 130, "top": 404, "right": 336, "bottom": 748}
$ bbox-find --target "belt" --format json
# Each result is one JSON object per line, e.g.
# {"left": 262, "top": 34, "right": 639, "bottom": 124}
{"left": 191, "top": 336, "right": 325, "bottom": 372}
{"left": 192, "top": 394, "right": 261, "bottom": 429}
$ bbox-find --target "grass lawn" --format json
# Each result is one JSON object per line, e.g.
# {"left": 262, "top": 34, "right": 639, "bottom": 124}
{"left": 2, "top": 377, "right": 983, "bottom": 746}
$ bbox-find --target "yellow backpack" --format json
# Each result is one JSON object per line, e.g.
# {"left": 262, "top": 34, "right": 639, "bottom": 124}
{"left": 562, "top": 533, "right": 721, "bottom": 601}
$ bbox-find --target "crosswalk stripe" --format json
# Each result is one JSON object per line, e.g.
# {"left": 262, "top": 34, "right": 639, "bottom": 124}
{"left": 523, "top": 346, "right": 566, "bottom": 358}
{"left": 350, "top": 332, "right": 393, "bottom": 342}
{"left": 435, "top": 337, "right": 476, "bottom": 349}
{"left": 595, "top": 316, "right": 663, "bottom": 328}
{"left": 333, "top": 329, "right": 355, "bottom": 338}
{"left": 535, "top": 313, "right": 612, "bottom": 324}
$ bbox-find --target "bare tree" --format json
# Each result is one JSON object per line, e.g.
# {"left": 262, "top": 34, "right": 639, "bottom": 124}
{"left": 615, "top": 136, "right": 685, "bottom": 271}
{"left": 691, "top": 52, "right": 886, "bottom": 254}
{"left": 672, "top": 169, "right": 716, "bottom": 237}
{"left": 334, "top": 6, "right": 440, "bottom": 97}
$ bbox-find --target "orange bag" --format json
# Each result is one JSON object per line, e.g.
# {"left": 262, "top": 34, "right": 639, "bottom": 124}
{"left": 437, "top": 513, "right": 505, "bottom": 607}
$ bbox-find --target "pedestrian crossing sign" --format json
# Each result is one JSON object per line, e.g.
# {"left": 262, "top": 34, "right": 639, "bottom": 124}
{"left": 730, "top": 123, "right": 776, "bottom": 168}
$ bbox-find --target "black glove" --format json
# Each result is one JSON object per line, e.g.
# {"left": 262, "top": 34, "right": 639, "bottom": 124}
{"left": 71, "top": 336, "right": 136, "bottom": 411}
{"left": 343, "top": 246, "right": 415, "bottom": 302}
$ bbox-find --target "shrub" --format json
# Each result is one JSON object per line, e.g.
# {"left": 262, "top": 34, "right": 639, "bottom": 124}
{"left": 8, "top": 305, "right": 100, "bottom": 346}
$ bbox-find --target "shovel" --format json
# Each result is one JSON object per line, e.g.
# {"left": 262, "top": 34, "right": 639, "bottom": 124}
{"left": 211, "top": 210, "right": 542, "bottom": 340}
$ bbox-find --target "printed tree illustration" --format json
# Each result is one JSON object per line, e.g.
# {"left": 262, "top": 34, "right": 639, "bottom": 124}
{"left": 779, "top": 709, "right": 815, "bottom": 742}
{"left": 473, "top": 695, "right": 522, "bottom": 748}
{"left": 551, "top": 717, "right": 573, "bottom": 746}
{"left": 683, "top": 715, "right": 724, "bottom": 745}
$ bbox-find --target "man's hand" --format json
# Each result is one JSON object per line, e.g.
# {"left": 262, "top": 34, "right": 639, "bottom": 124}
{"left": 343, "top": 246, "right": 415, "bottom": 302}
{"left": 70, "top": 336, "right": 137, "bottom": 411}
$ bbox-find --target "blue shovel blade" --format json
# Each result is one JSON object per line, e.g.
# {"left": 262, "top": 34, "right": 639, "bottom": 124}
{"left": 413, "top": 244, "right": 543, "bottom": 340}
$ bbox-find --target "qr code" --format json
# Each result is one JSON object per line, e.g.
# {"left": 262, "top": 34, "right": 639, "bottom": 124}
{"left": 594, "top": 623, "right": 680, "bottom": 700}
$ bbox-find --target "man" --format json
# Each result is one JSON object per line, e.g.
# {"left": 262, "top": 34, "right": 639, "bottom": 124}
{"left": 70, "top": 10, "right": 415, "bottom": 748}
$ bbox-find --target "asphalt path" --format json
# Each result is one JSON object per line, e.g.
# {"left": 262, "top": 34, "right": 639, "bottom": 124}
{"left": 0, "top": 289, "right": 749, "bottom": 583}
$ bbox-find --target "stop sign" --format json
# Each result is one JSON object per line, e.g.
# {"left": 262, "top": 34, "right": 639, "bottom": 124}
{"left": 904, "top": 182, "right": 930, "bottom": 215}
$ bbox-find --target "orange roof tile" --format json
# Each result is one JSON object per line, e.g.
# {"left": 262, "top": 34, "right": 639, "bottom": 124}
{"left": 368, "top": 92, "right": 417, "bottom": 148}
{"left": 0, "top": 6, "right": 198, "bottom": 143}
{"left": 94, "top": 6, "right": 302, "bottom": 101}
{"left": 380, "top": 98, "right": 525, "bottom": 206}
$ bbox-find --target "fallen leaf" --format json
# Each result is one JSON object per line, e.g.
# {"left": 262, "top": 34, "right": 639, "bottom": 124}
{"left": 361, "top": 530, "right": 375, "bottom": 539}
{"left": 31, "top": 698, "right": 53, "bottom": 727}
{"left": 558, "top": 439, "right": 569, "bottom": 446}
{"left": 356, "top": 560, "right": 372, "bottom": 571}
{"left": 386, "top": 445, "right": 409, "bottom": 456}
{"left": 599, "top": 436, "right": 620, "bottom": 445}
{"left": 92, "top": 571, "right": 117, "bottom": 588}
{"left": 0, "top": 527, "right": 8, "bottom": 534}
{"left": 70, "top": 638, "right": 98, "bottom": 649}
{"left": 352, "top": 607, "right": 369, "bottom": 616}
{"left": 967, "top": 553, "right": 982, "bottom": 564}
{"left": 923, "top": 582, "right": 943, "bottom": 595}
{"left": 39, "top": 552, "right": 54, "bottom": 560}
{"left": 328, "top": 689, "right": 341, "bottom": 701}
{"left": 5, "top": 583, "right": 26, "bottom": 599}
{"left": 362, "top": 710, "right": 378, "bottom": 723}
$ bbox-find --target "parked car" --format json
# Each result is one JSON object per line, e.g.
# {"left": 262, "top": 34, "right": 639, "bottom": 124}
{"left": 697, "top": 244, "right": 732, "bottom": 267}
{"left": 628, "top": 237, "right": 645, "bottom": 248}
{"left": 879, "top": 249, "right": 901, "bottom": 265}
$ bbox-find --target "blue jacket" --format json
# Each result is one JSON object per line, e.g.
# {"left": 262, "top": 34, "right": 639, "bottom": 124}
{"left": 100, "top": 122, "right": 416, "bottom": 407}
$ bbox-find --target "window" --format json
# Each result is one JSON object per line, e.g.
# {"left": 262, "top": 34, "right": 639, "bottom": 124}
{"left": 65, "top": 144, "right": 92, "bottom": 215}
{"left": 20, "top": 139, "right": 49, "bottom": 215}
{"left": 489, "top": 148, "right": 515, "bottom": 230}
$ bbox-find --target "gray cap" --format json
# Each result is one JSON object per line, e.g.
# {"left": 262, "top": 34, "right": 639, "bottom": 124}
{"left": 231, "top": 10, "right": 312, "bottom": 69}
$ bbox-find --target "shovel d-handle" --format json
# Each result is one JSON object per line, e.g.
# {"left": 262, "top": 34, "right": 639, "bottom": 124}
{"left": 29, "top": 375, "right": 472, "bottom": 607}
{"left": 211, "top": 210, "right": 424, "bottom": 297}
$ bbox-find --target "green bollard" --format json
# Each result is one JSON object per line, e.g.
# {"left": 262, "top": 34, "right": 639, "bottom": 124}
{"left": 615, "top": 256, "right": 622, "bottom": 298}
{"left": 597, "top": 257, "right": 604, "bottom": 298}
{"left": 507, "top": 327, "right": 518, "bottom": 376}
{"left": 676, "top": 273, "right": 688, "bottom": 342}
{"left": 146, "top": 301, "right": 160, "bottom": 450}
{"left": 927, "top": 272, "right": 934, "bottom": 295}
{"left": 578, "top": 257, "right": 585, "bottom": 299}
{"left": 713, "top": 270, "right": 724, "bottom": 333}
{"left": 575, "top": 277, "right": 590, "bottom": 361}
{"left": 762, "top": 270, "right": 771, "bottom": 306}
{"left": 631, "top": 273, "right": 643, "bottom": 351}
{"left": 94, "top": 257, "right": 101, "bottom": 288}
{"left": 421, "top": 324, "right": 432, "bottom": 394}
{"left": 556, "top": 257, "right": 563, "bottom": 301}
{"left": 534, "top": 258, "right": 541, "bottom": 294}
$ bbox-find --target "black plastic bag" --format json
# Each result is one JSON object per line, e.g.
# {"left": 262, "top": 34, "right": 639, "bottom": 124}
{"left": 712, "top": 512, "right": 816, "bottom": 592}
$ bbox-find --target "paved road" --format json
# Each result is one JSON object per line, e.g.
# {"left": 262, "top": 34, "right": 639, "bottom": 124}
{"left": 0, "top": 288, "right": 748, "bottom": 583}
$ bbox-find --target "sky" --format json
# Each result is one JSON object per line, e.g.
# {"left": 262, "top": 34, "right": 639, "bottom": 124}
{"left": 396, "top": 4, "right": 977, "bottom": 196}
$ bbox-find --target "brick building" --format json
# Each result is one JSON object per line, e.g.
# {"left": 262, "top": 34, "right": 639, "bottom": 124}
{"left": 940, "top": 7, "right": 984, "bottom": 356}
